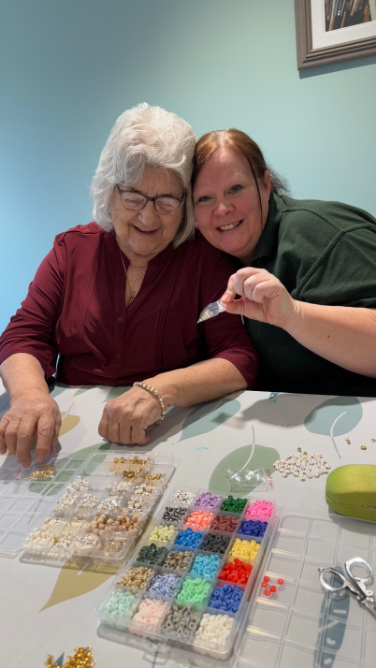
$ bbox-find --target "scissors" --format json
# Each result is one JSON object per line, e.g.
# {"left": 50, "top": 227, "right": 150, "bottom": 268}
{"left": 318, "top": 557, "right": 376, "bottom": 618}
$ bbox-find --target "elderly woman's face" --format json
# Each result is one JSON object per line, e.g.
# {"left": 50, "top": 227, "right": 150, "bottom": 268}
{"left": 193, "top": 148, "right": 271, "bottom": 264}
{"left": 112, "top": 167, "right": 185, "bottom": 262}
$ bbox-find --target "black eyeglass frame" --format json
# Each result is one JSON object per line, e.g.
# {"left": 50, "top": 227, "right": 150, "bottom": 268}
{"left": 116, "top": 184, "right": 186, "bottom": 213}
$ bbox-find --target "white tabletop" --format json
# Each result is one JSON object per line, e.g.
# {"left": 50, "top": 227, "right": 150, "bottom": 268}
{"left": 0, "top": 382, "right": 375, "bottom": 668}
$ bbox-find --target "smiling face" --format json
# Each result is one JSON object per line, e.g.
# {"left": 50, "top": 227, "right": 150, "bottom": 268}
{"left": 193, "top": 148, "right": 271, "bottom": 264}
{"left": 111, "top": 166, "right": 185, "bottom": 264}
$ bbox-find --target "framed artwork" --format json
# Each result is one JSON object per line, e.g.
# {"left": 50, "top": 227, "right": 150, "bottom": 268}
{"left": 294, "top": 0, "right": 376, "bottom": 69}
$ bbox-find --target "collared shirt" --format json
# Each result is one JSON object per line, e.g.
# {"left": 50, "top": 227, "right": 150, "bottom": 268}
{"left": 245, "top": 193, "right": 376, "bottom": 396}
{"left": 0, "top": 224, "right": 258, "bottom": 387}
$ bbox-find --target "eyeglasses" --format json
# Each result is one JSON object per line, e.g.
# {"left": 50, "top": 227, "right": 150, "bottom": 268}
{"left": 116, "top": 185, "right": 186, "bottom": 215}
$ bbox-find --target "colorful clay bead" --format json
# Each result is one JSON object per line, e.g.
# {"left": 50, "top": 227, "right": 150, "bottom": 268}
{"left": 221, "top": 496, "right": 247, "bottom": 513}
{"left": 148, "top": 573, "right": 181, "bottom": 597}
{"left": 185, "top": 510, "right": 213, "bottom": 529}
{"left": 201, "top": 533, "right": 231, "bottom": 554}
{"left": 163, "top": 550, "right": 193, "bottom": 571}
{"left": 177, "top": 577, "right": 211, "bottom": 605}
{"left": 209, "top": 584, "right": 243, "bottom": 613}
{"left": 163, "top": 604, "right": 200, "bottom": 638}
{"left": 175, "top": 528, "right": 204, "bottom": 548}
{"left": 195, "top": 613, "right": 234, "bottom": 647}
{"left": 238, "top": 520, "right": 268, "bottom": 538}
{"left": 211, "top": 515, "right": 239, "bottom": 532}
{"left": 218, "top": 558, "right": 252, "bottom": 584}
{"left": 190, "top": 554, "right": 221, "bottom": 579}
{"left": 229, "top": 538, "right": 260, "bottom": 562}
{"left": 195, "top": 492, "right": 222, "bottom": 509}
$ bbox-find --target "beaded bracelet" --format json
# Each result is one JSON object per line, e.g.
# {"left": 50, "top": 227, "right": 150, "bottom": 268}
{"left": 133, "top": 381, "right": 166, "bottom": 426}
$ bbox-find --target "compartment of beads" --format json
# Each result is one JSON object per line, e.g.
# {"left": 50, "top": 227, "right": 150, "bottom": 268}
{"left": 0, "top": 453, "right": 89, "bottom": 559}
{"left": 20, "top": 451, "right": 175, "bottom": 566}
{"left": 98, "top": 491, "right": 275, "bottom": 661}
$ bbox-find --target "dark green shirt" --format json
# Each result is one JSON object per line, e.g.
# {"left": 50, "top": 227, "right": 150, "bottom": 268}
{"left": 246, "top": 193, "right": 376, "bottom": 397}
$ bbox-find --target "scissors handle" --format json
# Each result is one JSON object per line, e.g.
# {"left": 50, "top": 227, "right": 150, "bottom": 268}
{"left": 318, "top": 566, "right": 349, "bottom": 593}
{"left": 345, "top": 557, "right": 374, "bottom": 599}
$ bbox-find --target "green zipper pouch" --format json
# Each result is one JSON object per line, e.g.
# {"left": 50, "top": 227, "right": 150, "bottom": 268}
{"left": 325, "top": 465, "right": 376, "bottom": 522}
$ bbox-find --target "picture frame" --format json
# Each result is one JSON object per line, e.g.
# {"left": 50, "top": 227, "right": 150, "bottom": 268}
{"left": 294, "top": 0, "right": 376, "bottom": 69}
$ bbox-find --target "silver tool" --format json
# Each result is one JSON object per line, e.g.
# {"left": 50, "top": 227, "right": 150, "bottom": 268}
{"left": 318, "top": 557, "right": 376, "bottom": 618}
{"left": 197, "top": 299, "right": 227, "bottom": 323}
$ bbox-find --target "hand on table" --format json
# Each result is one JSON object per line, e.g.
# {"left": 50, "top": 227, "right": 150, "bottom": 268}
{"left": 98, "top": 386, "right": 162, "bottom": 445}
{"left": 0, "top": 391, "right": 61, "bottom": 468}
{"left": 222, "top": 268, "right": 296, "bottom": 329}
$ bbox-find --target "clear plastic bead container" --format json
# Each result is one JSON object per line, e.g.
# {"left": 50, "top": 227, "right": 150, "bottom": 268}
{"left": 98, "top": 501, "right": 376, "bottom": 668}
{"left": 19, "top": 451, "right": 175, "bottom": 567}
{"left": 98, "top": 489, "right": 276, "bottom": 661}
{"left": 0, "top": 452, "right": 87, "bottom": 558}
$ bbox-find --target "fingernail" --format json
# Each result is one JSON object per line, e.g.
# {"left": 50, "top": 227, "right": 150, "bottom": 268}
{"left": 222, "top": 292, "right": 231, "bottom": 302}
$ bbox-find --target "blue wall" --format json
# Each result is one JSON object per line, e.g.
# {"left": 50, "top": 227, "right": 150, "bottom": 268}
{"left": 1, "top": 0, "right": 375, "bottom": 333}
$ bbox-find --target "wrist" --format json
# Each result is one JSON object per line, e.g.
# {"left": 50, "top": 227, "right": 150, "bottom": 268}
{"left": 133, "top": 381, "right": 166, "bottom": 426}
{"left": 281, "top": 299, "right": 302, "bottom": 334}
{"left": 143, "top": 376, "right": 176, "bottom": 409}
{"left": 10, "top": 384, "right": 50, "bottom": 403}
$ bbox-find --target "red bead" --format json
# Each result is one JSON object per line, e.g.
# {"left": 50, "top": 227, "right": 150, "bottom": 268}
{"left": 261, "top": 581, "right": 267, "bottom": 588}
{"left": 270, "top": 585, "right": 277, "bottom": 593}
{"left": 264, "top": 589, "right": 271, "bottom": 596}
{"left": 263, "top": 575, "right": 270, "bottom": 582}
{"left": 277, "top": 578, "right": 284, "bottom": 585}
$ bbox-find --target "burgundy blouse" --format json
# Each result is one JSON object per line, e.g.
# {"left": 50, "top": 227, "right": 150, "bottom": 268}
{"left": 0, "top": 224, "right": 258, "bottom": 387}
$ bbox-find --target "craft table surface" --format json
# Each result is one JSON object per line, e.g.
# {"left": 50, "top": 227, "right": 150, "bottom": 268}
{"left": 0, "top": 381, "right": 375, "bottom": 668}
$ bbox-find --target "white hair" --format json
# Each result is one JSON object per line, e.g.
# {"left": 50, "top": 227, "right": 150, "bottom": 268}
{"left": 91, "top": 103, "right": 196, "bottom": 247}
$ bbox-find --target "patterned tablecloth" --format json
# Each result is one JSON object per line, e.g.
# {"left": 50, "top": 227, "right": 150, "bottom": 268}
{"left": 0, "top": 381, "right": 375, "bottom": 668}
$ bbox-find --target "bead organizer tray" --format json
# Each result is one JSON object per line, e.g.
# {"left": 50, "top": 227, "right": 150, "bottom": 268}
{"left": 97, "top": 488, "right": 276, "bottom": 661}
{"left": 235, "top": 509, "right": 376, "bottom": 668}
{"left": 19, "top": 452, "right": 176, "bottom": 567}
{"left": 0, "top": 453, "right": 87, "bottom": 559}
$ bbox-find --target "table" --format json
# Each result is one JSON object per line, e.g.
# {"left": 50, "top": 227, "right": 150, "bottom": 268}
{"left": 0, "top": 381, "right": 375, "bottom": 668}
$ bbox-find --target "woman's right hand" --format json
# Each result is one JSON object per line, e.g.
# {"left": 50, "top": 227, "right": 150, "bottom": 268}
{"left": 222, "top": 267, "right": 296, "bottom": 329}
{"left": 0, "top": 391, "right": 61, "bottom": 468}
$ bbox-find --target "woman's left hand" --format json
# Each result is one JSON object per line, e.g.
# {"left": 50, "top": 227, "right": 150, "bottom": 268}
{"left": 222, "top": 267, "right": 296, "bottom": 329}
{"left": 98, "top": 386, "right": 162, "bottom": 445}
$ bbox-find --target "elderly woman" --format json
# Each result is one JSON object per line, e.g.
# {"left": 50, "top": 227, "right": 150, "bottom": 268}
{"left": 192, "top": 129, "right": 376, "bottom": 397}
{"left": 0, "top": 106, "right": 257, "bottom": 467}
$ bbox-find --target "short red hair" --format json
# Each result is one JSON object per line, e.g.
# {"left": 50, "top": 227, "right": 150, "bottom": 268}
{"left": 192, "top": 128, "right": 287, "bottom": 196}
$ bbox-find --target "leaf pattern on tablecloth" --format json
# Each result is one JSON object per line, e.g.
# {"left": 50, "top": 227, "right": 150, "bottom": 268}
{"left": 38, "top": 441, "right": 114, "bottom": 610}
{"left": 73, "top": 386, "right": 95, "bottom": 396}
{"left": 102, "top": 386, "right": 131, "bottom": 403}
{"left": 304, "top": 397, "right": 363, "bottom": 458}
{"left": 59, "top": 412, "right": 80, "bottom": 437}
{"left": 178, "top": 398, "right": 241, "bottom": 441}
{"left": 209, "top": 443, "right": 279, "bottom": 494}
{"left": 49, "top": 383, "right": 69, "bottom": 399}
{"left": 40, "top": 561, "right": 118, "bottom": 611}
